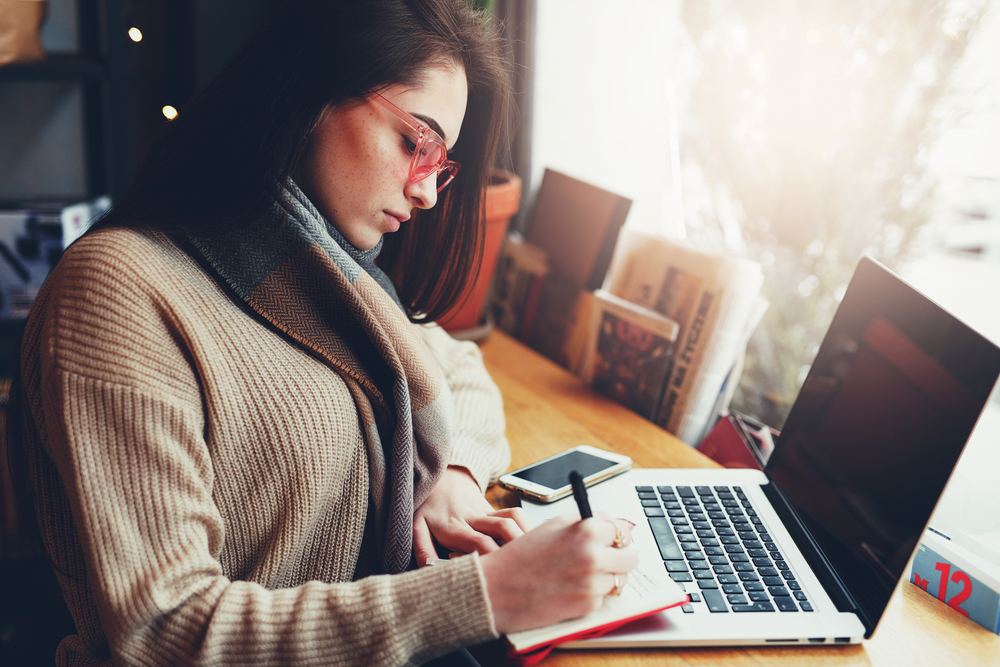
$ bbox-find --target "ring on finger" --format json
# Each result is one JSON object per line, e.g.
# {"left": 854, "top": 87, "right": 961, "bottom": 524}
{"left": 610, "top": 521, "right": 627, "bottom": 549}
{"left": 609, "top": 573, "right": 626, "bottom": 597}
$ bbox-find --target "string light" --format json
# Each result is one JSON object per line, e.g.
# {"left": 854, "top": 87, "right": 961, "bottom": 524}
{"left": 128, "top": 27, "right": 142, "bottom": 42}
{"left": 162, "top": 105, "right": 178, "bottom": 120}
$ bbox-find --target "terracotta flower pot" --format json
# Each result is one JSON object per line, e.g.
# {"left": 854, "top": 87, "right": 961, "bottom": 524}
{"left": 439, "top": 168, "right": 521, "bottom": 335}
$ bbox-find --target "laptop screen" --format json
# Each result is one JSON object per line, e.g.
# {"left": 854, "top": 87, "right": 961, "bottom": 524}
{"left": 765, "top": 256, "right": 1000, "bottom": 635}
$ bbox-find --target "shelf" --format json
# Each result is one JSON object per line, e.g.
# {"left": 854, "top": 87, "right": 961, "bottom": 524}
{"left": 0, "top": 54, "right": 106, "bottom": 82}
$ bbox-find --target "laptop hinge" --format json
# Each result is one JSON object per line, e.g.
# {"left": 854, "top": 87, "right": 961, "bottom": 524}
{"left": 761, "top": 481, "right": 875, "bottom": 636}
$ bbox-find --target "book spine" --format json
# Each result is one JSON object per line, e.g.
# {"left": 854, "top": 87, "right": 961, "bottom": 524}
{"left": 910, "top": 540, "right": 1000, "bottom": 634}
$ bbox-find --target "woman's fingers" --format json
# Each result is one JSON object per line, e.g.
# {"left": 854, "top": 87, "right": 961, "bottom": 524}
{"left": 466, "top": 513, "right": 528, "bottom": 545}
{"left": 412, "top": 518, "right": 439, "bottom": 567}
{"left": 490, "top": 506, "right": 534, "bottom": 533}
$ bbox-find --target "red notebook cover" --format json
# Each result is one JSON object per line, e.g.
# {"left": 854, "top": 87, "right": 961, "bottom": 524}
{"left": 504, "top": 596, "right": 689, "bottom": 666}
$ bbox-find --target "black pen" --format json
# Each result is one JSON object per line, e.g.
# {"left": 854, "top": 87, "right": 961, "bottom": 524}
{"left": 569, "top": 470, "right": 592, "bottom": 519}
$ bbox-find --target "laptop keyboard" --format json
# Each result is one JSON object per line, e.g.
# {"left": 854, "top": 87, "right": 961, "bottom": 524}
{"left": 635, "top": 485, "right": 813, "bottom": 614}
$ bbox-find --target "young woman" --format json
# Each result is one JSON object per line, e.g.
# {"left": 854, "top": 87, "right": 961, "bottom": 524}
{"left": 7, "top": 1, "right": 638, "bottom": 665}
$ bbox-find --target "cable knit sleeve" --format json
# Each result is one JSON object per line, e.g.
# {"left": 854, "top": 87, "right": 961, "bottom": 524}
{"left": 416, "top": 323, "right": 511, "bottom": 493}
{"left": 21, "top": 229, "right": 499, "bottom": 667}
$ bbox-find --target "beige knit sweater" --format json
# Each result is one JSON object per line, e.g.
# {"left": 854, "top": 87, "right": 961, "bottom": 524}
{"left": 20, "top": 227, "right": 511, "bottom": 666}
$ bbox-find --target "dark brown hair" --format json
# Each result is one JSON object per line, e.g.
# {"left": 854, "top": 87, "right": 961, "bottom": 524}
{"left": 98, "top": 0, "right": 510, "bottom": 321}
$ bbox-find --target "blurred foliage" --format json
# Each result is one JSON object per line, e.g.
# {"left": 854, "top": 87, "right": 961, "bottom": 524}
{"left": 679, "top": 0, "right": 987, "bottom": 428}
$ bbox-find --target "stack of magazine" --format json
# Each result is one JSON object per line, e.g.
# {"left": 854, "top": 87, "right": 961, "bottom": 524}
{"left": 581, "top": 231, "right": 767, "bottom": 446}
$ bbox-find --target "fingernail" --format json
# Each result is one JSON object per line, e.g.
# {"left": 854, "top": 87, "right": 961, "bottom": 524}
{"left": 619, "top": 518, "right": 636, "bottom": 528}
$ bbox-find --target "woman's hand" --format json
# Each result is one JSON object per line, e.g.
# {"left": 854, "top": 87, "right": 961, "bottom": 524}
{"left": 413, "top": 467, "right": 533, "bottom": 566}
{"left": 479, "top": 514, "right": 638, "bottom": 634}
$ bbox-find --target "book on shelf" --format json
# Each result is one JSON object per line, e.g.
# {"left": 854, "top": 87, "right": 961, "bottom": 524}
{"left": 525, "top": 169, "right": 631, "bottom": 292}
{"left": 504, "top": 555, "right": 688, "bottom": 665}
{"left": 603, "top": 231, "right": 765, "bottom": 445}
{"left": 579, "top": 290, "right": 680, "bottom": 420}
{"left": 490, "top": 232, "right": 549, "bottom": 337}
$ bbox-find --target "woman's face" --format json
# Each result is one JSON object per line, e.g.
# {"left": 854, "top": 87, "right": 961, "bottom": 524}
{"left": 297, "top": 65, "right": 469, "bottom": 251}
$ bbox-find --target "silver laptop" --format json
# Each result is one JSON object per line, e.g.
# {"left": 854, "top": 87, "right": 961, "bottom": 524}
{"left": 522, "top": 256, "right": 1000, "bottom": 647}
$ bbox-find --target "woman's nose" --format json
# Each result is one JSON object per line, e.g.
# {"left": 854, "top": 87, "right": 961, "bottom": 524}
{"left": 405, "top": 173, "right": 439, "bottom": 209}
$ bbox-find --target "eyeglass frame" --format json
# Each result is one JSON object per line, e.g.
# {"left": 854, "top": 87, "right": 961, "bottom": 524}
{"left": 370, "top": 92, "right": 461, "bottom": 193}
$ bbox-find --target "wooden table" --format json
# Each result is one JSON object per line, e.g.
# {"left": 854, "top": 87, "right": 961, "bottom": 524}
{"left": 472, "top": 330, "right": 1000, "bottom": 667}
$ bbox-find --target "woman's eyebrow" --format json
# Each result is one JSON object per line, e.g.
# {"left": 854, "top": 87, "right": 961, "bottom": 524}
{"left": 412, "top": 113, "right": 447, "bottom": 143}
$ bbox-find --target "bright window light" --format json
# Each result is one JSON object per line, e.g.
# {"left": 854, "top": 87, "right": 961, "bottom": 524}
{"left": 162, "top": 105, "right": 178, "bottom": 120}
{"left": 128, "top": 27, "right": 142, "bottom": 42}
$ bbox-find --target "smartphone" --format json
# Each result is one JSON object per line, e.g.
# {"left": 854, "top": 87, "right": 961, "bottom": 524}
{"left": 498, "top": 445, "right": 632, "bottom": 503}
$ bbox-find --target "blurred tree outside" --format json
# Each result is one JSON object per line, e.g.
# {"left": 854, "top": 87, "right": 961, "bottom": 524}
{"left": 678, "top": 0, "right": 989, "bottom": 428}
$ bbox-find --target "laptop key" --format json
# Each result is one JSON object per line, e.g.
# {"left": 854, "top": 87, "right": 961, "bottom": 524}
{"left": 724, "top": 544, "right": 745, "bottom": 553}
{"left": 731, "top": 602, "right": 775, "bottom": 612}
{"left": 744, "top": 582, "right": 765, "bottom": 591}
{"left": 738, "top": 572, "right": 760, "bottom": 582}
{"left": 753, "top": 558, "right": 773, "bottom": 568}
{"left": 734, "top": 563, "right": 754, "bottom": 572}
{"left": 681, "top": 604, "right": 694, "bottom": 613}
{"left": 727, "top": 594, "right": 749, "bottom": 605}
{"left": 775, "top": 598, "right": 798, "bottom": 612}
{"left": 775, "top": 561, "right": 790, "bottom": 570}
{"left": 763, "top": 576, "right": 784, "bottom": 587}
{"left": 718, "top": 574, "right": 739, "bottom": 584}
{"left": 800, "top": 602, "right": 814, "bottom": 612}
{"left": 758, "top": 567, "right": 779, "bottom": 577}
{"left": 702, "top": 589, "right": 728, "bottom": 612}
{"left": 794, "top": 591, "right": 808, "bottom": 601}
{"left": 641, "top": 498, "right": 662, "bottom": 507}
{"left": 647, "top": 518, "right": 684, "bottom": 560}
{"left": 696, "top": 486, "right": 713, "bottom": 495}
{"left": 666, "top": 561, "right": 690, "bottom": 572}
{"left": 655, "top": 486, "right": 673, "bottom": 494}
{"left": 722, "top": 583, "right": 742, "bottom": 594}
{"left": 698, "top": 579, "right": 719, "bottom": 589}
{"left": 713, "top": 564, "right": 734, "bottom": 574}
{"left": 689, "top": 593, "right": 702, "bottom": 602}
{"left": 787, "top": 580, "right": 801, "bottom": 590}
{"left": 689, "top": 560, "right": 710, "bottom": 570}
{"left": 709, "top": 555, "right": 729, "bottom": 565}
{"left": 769, "top": 586, "right": 790, "bottom": 597}
{"left": 677, "top": 486, "right": 695, "bottom": 497}
{"left": 782, "top": 571, "right": 797, "bottom": 581}
{"left": 644, "top": 507, "right": 666, "bottom": 517}
{"left": 670, "top": 572, "right": 693, "bottom": 582}
{"left": 704, "top": 547, "right": 725, "bottom": 556}
{"left": 721, "top": 536, "right": 740, "bottom": 545}
{"left": 749, "top": 591, "right": 770, "bottom": 602}
{"left": 729, "top": 553, "right": 749, "bottom": 562}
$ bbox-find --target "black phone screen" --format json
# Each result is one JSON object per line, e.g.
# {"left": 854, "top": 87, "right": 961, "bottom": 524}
{"left": 510, "top": 450, "right": 617, "bottom": 491}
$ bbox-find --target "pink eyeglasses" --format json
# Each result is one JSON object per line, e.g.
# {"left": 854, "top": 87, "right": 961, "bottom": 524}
{"left": 371, "top": 92, "right": 461, "bottom": 192}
